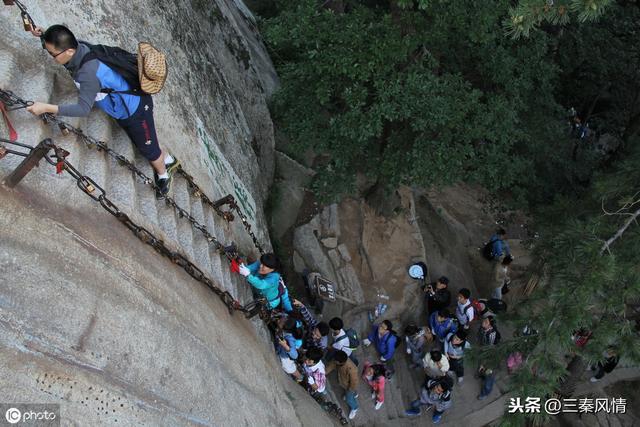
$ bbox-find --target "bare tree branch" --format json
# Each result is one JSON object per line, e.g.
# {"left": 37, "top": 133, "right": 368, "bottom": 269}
{"left": 601, "top": 191, "right": 640, "bottom": 216}
{"left": 600, "top": 206, "right": 640, "bottom": 254}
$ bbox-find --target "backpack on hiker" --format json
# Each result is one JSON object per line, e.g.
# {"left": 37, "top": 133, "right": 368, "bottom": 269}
{"left": 390, "top": 330, "right": 402, "bottom": 349}
{"left": 482, "top": 238, "right": 499, "bottom": 260}
{"left": 336, "top": 328, "right": 360, "bottom": 350}
{"left": 467, "top": 299, "right": 488, "bottom": 321}
{"left": 78, "top": 42, "right": 167, "bottom": 95}
{"left": 483, "top": 298, "right": 507, "bottom": 314}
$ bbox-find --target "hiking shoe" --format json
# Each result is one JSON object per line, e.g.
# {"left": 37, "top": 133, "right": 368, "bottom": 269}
{"left": 165, "top": 156, "right": 181, "bottom": 174}
{"left": 458, "top": 377, "right": 464, "bottom": 384}
{"left": 375, "top": 401, "right": 383, "bottom": 410}
{"left": 590, "top": 377, "right": 600, "bottom": 383}
{"left": 154, "top": 172, "right": 170, "bottom": 199}
{"left": 405, "top": 408, "right": 421, "bottom": 417}
{"left": 477, "top": 394, "right": 488, "bottom": 401}
{"left": 432, "top": 413, "right": 442, "bottom": 424}
{"left": 348, "top": 409, "right": 358, "bottom": 420}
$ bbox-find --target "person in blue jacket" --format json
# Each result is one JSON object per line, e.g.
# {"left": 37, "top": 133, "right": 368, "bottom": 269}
{"left": 429, "top": 309, "right": 457, "bottom": 346}
{"left": 363, "top": 320, "right": 397, "bottom": 362}
{"left": 239, "top": 253, "right": 292, "bottom": 311}
{"left": 26, "top": 25, "right": 178, "bottom": 198}
{"left": 488, "top": 228, "right": 511, "bottom": 260}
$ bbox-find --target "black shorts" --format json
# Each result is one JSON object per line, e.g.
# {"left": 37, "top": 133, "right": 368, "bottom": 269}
{"left": 116, "top": 95, "right": 161, "bottom": 162}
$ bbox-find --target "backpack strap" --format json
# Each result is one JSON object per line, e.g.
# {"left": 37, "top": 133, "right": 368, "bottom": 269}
{"left": 334, "top": 333, "right": 348, "bottom": 343}
{"left": 463, "top": 303, "right": 474, "bottom": 321}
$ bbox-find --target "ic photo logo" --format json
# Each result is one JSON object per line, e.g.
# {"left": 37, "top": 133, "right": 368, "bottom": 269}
{"left": 2, "top": 404, "right": 58, "bottom": 426}
{"left": 5, "top": 408, "right": 20, "bottom": 424}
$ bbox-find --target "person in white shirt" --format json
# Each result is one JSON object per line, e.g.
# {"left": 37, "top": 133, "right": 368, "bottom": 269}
{"left": 455, "top": 288, "right": 474, "bottom": 329}
{"left": 329, "top": 317, "right": 353, "bottom": 356}
{"left": 422, "top": 350, "right": 450, "bottom": 378}
{"left": 303, "top": 347, "right": 327, "bottom": 393}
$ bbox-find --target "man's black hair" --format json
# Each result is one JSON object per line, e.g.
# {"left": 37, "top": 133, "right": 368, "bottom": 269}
{"left": 497, "top": 227, "right": 507, "bottom": 236}
{"left": 43, "top": 25, "right": 78, "bottom": 50}
{"left": 317, "top": 322, "right": 330, "bottom": 336}
{"left": 438, "top": 308, "right": 451, "bottom": 318}
{"left": 334, "top": 350, "right": 348, "bottom": 364}
{"left": 459, "top": 288, "right": 471, "bottom": 299}
{"left": 455, "top": 329, "right": 468, "bottom": 341}
{"left": 382, "top": 319, "right": 393, "bottom": 331}
{"left": 404, "top": 323, "right": 419, "bottom": 336}
{"left": 430, "top": 350, "right": 442, "bottom": 362}
{"left": 306, "top": 347, "right": 324, "bottom": 363}
{"left": 329, "top": 317, "right": 343, "bottom": 331}
{"left": 438, "top": 276, "right": 449, "bottom": 285}
{"left": 438, "top": 376, "right": 453, "bottom": 392}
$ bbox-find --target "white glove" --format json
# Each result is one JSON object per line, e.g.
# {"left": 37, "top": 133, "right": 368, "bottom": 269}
{"left": 238, "top": 264, "right": 251, "bottom": 277}
{"left": 406, "top": 348, "right": 412, "bottom": 354}
{"left": 380, "top": 356, "right": 387, "bottom": 362}
{"left": 363, "top": 338, "right": 371, "bottom": 347}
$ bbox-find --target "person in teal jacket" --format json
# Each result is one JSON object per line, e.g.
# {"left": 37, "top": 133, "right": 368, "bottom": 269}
{"left": 239, "top": 253, "right": 292, "bottom": 311}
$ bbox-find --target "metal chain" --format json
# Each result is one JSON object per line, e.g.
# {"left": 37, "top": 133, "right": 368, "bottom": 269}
{"left": 0, "top": 89, "right": 264, "bottom": 253}
{"left": 24, "top": 143, "right": 259, "bottom": 317}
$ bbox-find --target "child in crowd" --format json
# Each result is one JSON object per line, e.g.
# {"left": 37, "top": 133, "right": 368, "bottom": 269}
{"left": 362, "top": 362, "right": 386, "bottom": 410}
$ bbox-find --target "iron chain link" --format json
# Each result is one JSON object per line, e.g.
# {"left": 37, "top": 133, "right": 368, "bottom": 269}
{"left": 1, "top": 89, "right": 266, "bottom": 317}
{"left": 1, "top": 89, "right": 264, "bottom": 253}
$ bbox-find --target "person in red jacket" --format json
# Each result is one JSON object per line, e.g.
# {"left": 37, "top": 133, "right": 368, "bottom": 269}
{"left": 362, "top": 362, "right": 386, "bottom": 410}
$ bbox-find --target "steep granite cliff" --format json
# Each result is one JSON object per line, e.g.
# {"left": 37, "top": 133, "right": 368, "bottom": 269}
{"left": 0, "top": 1, "right": 332, "bottom": 425}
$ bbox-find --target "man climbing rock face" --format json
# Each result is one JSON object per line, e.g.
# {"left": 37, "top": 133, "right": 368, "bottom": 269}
{"left": 25, "top": 25, "right": 179, "bottom": 198}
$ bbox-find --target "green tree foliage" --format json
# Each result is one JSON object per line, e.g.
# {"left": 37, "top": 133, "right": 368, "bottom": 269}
{"left": 505, "top": 0, "right": 614, "bottom": 38}
{"left": 259, "top": 1, "right": 640, "bottom": 424}
{"left": 263, "top": 0, "right": 562, "bottom": 203}
{"left": 483, "top": 142, "right": 640, "bottom": 426}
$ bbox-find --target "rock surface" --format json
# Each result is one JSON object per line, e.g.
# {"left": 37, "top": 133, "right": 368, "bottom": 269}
{"left": 269, "top": 150, "right": 314, "bottom": 240}
{"left": 0, "top": 1, "right": 333, "bottom": 426}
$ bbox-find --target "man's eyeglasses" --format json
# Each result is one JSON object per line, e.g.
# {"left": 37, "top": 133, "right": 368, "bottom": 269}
{"left": 47, "top": 48, "right": 68, "bottom": 58}
{"left": 40, "top": 37, "right": 67, "bottom": 58}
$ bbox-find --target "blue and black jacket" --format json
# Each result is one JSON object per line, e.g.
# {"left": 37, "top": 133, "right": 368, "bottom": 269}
{"left": 60, "top": 42, "right": 139, "bottom": 120}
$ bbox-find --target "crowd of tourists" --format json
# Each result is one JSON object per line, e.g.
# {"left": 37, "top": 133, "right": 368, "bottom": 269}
{"left": 228, "top": 230, "right": 517, "bottom": 423}
{"left": 235, "top": 229, "right": 620, "bottom": 424}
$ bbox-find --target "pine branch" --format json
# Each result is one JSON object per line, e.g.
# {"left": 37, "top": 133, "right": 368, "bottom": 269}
{"left": 505, "top": 0, "right": 614, "bottom": 38}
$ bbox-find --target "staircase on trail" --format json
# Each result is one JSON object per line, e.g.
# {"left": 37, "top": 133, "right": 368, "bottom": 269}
{"left": 0, "top": 58, "right": 259, "bottom": 316}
